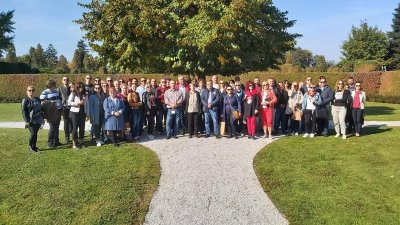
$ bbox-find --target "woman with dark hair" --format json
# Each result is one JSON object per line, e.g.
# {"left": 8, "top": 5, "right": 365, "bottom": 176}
{"left": 117, "top": 83, "right": 131, "bottom": 140}
{"left": 128, "top": 83, "right": 143, "bottom": 141}
{"left": 68, "top": 82, "right": 87, "bottom": 149}
{"left": 87, "top": 84, "right": 106, "bottom": 146}
{"left": 40, "top": 79, "right": 62, "bottom": 148}
{"left": 243, "top": 81, "right": 260, "bottom": 139}
{"left": 260, "top": 81, "right": 277, "bottom": 139}
{"left": 104, "top": 87, "right": 125, "bottom": 146}
{"left": 350, "top": 82, "right": 366, "bottom": 137}
{"left": 22, "top": 86, "right": 44, "bottom": 152}
{"left": 142, "top": 84, "right": 157, "bottom": 139}
{"left": 332, "top": 80, "right": 351, "bottom": 139}
{"left": 185, "top": 83, "right": 202, "bottom": 138}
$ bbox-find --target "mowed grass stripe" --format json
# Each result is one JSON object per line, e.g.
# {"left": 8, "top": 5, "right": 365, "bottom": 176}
{"left": 0, "top": 128, "right": 160, "bottom": 225}
{"left": 254, "top": 127, "right": 400, "bottom": 225}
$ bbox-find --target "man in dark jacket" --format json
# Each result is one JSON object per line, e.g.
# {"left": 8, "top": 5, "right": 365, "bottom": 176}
{"left": 316, "top": 76, "right": 333, "bottom": 136}
{"left": 201, "top": 81, "right": 221, "bottom": 138}
{"left": 58, "top": 76, "right": 72, "bottom": 144}
{"left": 274, "top": 82, "right": 289, "bottom": 134}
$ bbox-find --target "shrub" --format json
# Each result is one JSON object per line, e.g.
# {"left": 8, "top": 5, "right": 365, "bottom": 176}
{"left": 0, "top": 62, "right": 33, "bottom": 74}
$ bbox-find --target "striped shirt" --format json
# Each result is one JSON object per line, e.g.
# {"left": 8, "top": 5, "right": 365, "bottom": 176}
{"left": 40, "top": 89, "right": 62, "bottom": 109}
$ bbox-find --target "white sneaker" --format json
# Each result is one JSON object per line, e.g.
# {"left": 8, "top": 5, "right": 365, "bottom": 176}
{"left": 295, "top": 132, "right": 299, "bottom": 136}
{"left": 342, "top": 135, "right": 347, "bottom": 139}
{"left": 310, "top": 133, "right": 315, "bottom": 138}
{"left": 335, "top": 133, "right": 340, "bottom": 138}
{"left": 96, "top": 141, "right": 102, "bottom": 147}
{"left": 303, "top": 133, "right": 310, "bottom": 138}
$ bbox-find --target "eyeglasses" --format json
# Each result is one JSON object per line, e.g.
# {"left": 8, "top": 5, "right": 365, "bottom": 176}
{"left": 338, "top": 83, "right": 344, "bottom": 85}
{"left": 248, "top": 84, "right": 253, "bottom": 87}
{"left": 95, "top": 79, "right": 100, "bottom": 82}
{"left": 262, "top": 84, "right": 267, "bottom": 86}
{"left": 320, "top": 81, "right": 326, "bottom": 83}
{"left": 86, "top": 77, "right": 91, "bottom": 79}
{"left": 94, "top": 87, "right": 101, "bottom": 90}
{"left": 27, "top": 89, "right": 35, "bottom": 92}
{"left": 307, "top": 79, "right": 312, "bottom": 81}
{"left": 227, "top": 89, "right": 232, "bottom": 91}
{"left": 63, "top": 79, "right": 68, "bottom": 81}
{"left": 355, "top": 85, "right": 361, "bottom": 87}
{"left": 141, "top": 80, "right": 146, "bottom": 82}
{"left": 107, "top": 80, "right": 112, "bottom": 82}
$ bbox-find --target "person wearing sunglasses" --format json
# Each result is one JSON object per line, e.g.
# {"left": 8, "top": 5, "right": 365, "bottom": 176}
{"left": 222, "top": 86, "right": 242, "bottom": 139}
{"left": 22, "top": 86, "right": 44, "bottom": 152}
{"left": 316, "top": 77, "right": 333, "bottom": 137}
{"left": 84, "top": 75, "right": 94, "bottom": 96}
{"left": 143, "top": 84, "right": 158, "bottom": 140}
{"left": 156, "top": 78, "right": 169, "bottom": 134}
{"left": 40, "top": 79, "right": 62, "bottom": 148}
{"left": 350, "top": 82, "right": 366, "bottom": 137}
{"left": 68, "top": 82, "right": 88, "bottom": 149}
{"left": 301, "top": 77, "right": 313, "bottom": 95}
{"left": 301, "top": 86, "right": 322, "bottom": 138}
{"left": 58, "top": 76, "right": 72, "bottom": 144}
{"left": 243, "top": 81, "right": 260, "bottom": 139}
{"left": 332, "top": 80, "right": 351, "bottom": 139}
{"left": 87, "top": 84, "right": 106, "bottom": 146}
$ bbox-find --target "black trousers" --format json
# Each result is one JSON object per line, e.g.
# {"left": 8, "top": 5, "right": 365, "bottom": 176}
{"left": 109, "top": 130, "right": 119, "bottom": 144}
{"left": 93, "top": 113, "right": 104, "bottom": 140}
{"left": 28, "top": 124, "right": 41, "bottom": 148}
{"left": 61, "top": 108, "right": 72, "bottom": 140}
{"left": 346, "top": 108, "right": 354, "bottom": 133}
{"left": 303, "top": 109, "right": 317, "bottom": 134}
{"left": 156, "top": 107, "right": 167, "bottom": 132}
{"left": 48, "top": 121, "right": 60, "bottom": 147}
{"left": 146, "top": 109, "right": 156, "bottom": 135}
{"left": 70, "top": 112, "right": 86, "bottom": 141}
{"left": 187, "top": 112, "right": 199, "bottom": 135}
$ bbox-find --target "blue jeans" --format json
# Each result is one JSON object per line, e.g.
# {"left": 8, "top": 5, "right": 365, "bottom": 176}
{"left": 274, "top": 107, "right": 287, "bottom": 132}
{"left": 131, "top": 109, "right": 142, "bottom": 138}
{"left": 166, "top": 108, "right": 182, "bottom": 136}
{"left": 204, "top": 110, "right": 219, "bottom": 135}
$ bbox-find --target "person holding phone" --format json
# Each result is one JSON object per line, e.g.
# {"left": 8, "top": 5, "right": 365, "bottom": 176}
{"left": 22, "top": 86, "right": 44, "bottom": 152}
{"left": 68, "top": 82, "right": 87, "bottom": 149}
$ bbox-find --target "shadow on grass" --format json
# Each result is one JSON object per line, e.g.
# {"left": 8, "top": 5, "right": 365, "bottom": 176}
{"left": 365, "top": 106, "right": 396, "bottom": 116}
{"left": 359, "top": 126, "right": 392, "bottom": 136}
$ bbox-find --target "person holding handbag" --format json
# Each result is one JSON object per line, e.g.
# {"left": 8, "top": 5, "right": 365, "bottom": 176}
{"left": 222, "top": 86, "right": 242, "bottom": 139}
{"left": 260, "top": 82, "right": 277, "bottom": 139}
{"left": 287, "top": 81, "right": 303, "bottom": 135}
{"left": 104, "top": 87, "right": 125, "bottom": 146}
{"left": 243, "top": 81, "right": 260, "bottom": 140}
{"left": 68, "top": 82, "right": 88, "bottom": 149}
{"left": 22, "top": 86, "right": 44, "bottom": 152}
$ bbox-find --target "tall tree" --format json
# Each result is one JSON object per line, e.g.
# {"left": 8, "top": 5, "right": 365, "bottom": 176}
{"left": 4, "top": 43, "right": 16, "bottom": 62}
{"left": 44, "top": 44, "right": 58, "bottom": 69}
{"left": 72, "top": 39, "right": 88, "bottom": 73}
{"left": 76, "top": 0, "right": 300, "bottom": 77}
{"left": 17, "top": 54, "right": 31, "bottom": 65}
{"left": 314, "top": 55, "right": 328, "bottom": 72}
{"left": 0, "top": 10, "right": 15, "bottom": 58}
{"left": 56, "top": 55, "right": 70, "bottom": 73}
{"left": 387, "top": 3, "right": 400, "bottom": 70}
{"left": 34, "top": 44, "right": 46, "bottom": 68}
{"left": 28, "top": 46, "right": 37, "bottom": 68}
{"left": 291, "top": 47, "right": 313, "bottom": 69}
{"left": 341, "top": 21, "right": 388, "bottom": 67}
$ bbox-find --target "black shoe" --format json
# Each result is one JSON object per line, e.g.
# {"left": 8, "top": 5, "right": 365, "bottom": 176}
{"left": 55, "top": 142, "right": 63, "bottom": 146}
{"left": 227, "top": 134, "right": 233, "bottom": 139}
{"left": 173, "top": 135, "right": 178, "bottom": 139}
{"left": 114, "top": 143, "right": 120, "bottom": 147}
{"left": 235, "top": 135, "right": 239, "bottom": 139}
{"left": 166, "top": 136, "right": 171, "bottom": 139}
{"left": 248, "top": 135, "right": 251, "bottom": 139}
{"left": 252, "top": 135, "right": 257, "bottom": 140}
{"left": 215, "top": 135, "right": 221, "bottom": 139}
{"left": 189, "top": 135, "right": 193, "bottom": 138}
{"left": 323, "top": 133, "right": 328, "bottom": 137}
{"left": 29, "top": 147, "right": 38, "bottom": 152}
{"left": 205, "top": 134, "right": 210, "bottom": 138}
{"left": 196, "top": 134, "right": 200, "bottom": 138}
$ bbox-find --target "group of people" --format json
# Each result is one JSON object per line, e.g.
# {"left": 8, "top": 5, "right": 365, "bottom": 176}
{"left": 22, "top": 74, "right": 366, "bottom": 152}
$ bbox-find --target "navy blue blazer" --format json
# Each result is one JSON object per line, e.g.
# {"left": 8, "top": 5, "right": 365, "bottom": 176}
{"left": 200, "top": 88, "right": 221, "bottom": 112}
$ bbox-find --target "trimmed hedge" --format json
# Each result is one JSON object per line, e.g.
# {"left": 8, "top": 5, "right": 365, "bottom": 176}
{"left": 0, "top": 72, "right": 397, "bottom": 103}
{"left": 0, "top": 62, "right": 34, "bottom": 74}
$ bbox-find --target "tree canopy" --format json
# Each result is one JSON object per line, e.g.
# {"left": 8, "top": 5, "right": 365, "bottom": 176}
{"left": 341, "top": 21, "right": 388, "bottom": 69}
{"left": 387, "top": 3, "right": 400, "bottom": 70}
{"left": 76, "top": 0, "right": 300, "bottom": 76}
{"left": 0, "top": 10, "right": 15, "bottom": 58}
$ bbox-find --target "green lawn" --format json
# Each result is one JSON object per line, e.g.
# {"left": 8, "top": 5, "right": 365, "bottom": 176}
{"left": 0, "top": 128, "right": 160, "bottom": 225}
{"left": 254, "top": 127, "right": 400, "bottom": 225}
{"left": 364, "top": 102, "right": 400, "bottom": 121}
{"left": 1, "top": 101, "right": 399, "bottom": 122}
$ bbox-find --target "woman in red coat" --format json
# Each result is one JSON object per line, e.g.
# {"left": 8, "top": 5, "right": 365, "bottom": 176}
{"left": 243, "top": 81, "right": 260, "bottom": 140}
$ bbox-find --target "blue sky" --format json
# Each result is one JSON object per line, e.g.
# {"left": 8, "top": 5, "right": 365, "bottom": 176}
{"left": 1, "top": 0, "right": 398, "bottom": 62}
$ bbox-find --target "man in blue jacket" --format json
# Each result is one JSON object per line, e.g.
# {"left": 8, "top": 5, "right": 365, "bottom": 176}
{"left": 201, "top": 81, "right": 222, "bottom": 139}
{"left": 316, "top": 76, "right": 333, "bottom": 137}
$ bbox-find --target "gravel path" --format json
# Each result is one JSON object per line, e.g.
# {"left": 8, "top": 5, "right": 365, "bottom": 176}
{"left": 141, "top": 136, "right": 288, "bottom": 225}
